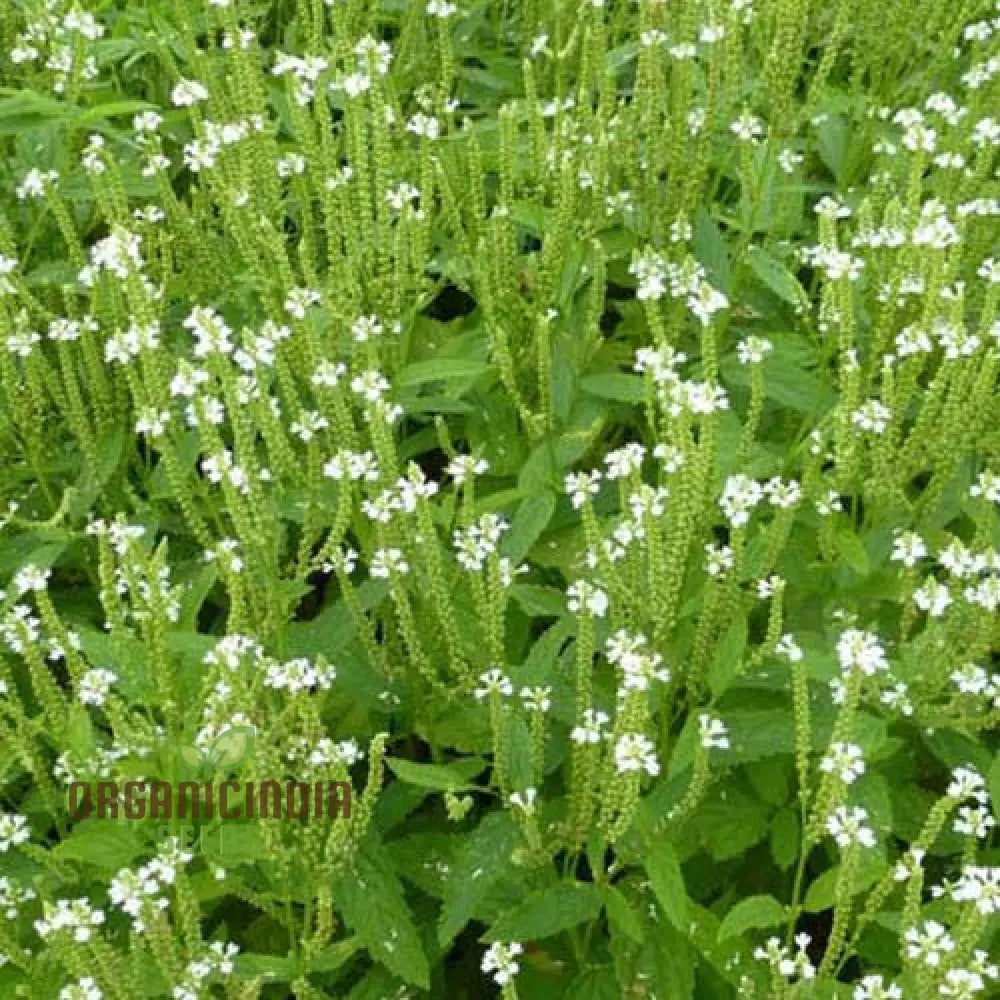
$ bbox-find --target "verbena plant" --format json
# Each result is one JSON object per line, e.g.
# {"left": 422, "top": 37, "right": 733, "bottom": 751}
{"left": 0, "top": 0, "right": 998, "bottom": 997}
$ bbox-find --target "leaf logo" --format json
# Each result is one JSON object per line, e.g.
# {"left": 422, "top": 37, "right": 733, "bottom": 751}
{"left": 177, "top": 725, "right": 256, "bottom": 779}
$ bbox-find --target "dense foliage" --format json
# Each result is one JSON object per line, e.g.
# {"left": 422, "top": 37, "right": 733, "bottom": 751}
{"left": 0, "top": 0, "right": 998, "bottom": 998}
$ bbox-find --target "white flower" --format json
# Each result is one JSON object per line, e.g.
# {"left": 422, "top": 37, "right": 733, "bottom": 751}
{"left": 171, "top": 79, "right": 209, "bottom": 106}
{"left": 565, "top": 470, "right": 601, "bottom": 508}
{"left": 481, "top": 942, "right": 523, "bottom": 985}
{"left": 34, "top": 898, "right": 105, "bottom": 942}
{"left": 351, "top": 369, "right": 391, "bottom": 402}
{"left": 59, "top": 977, "right": 104, "bottom": 1000}
{"left": 893, "top": 847, "right": 925, "bottom": 882}
{"left": 852, "top": 400, "right": 891, "bottom": 434}
{"left": 370, "top": 548, "right": 408, "bottom": 579}
{"left": 970, "top": 470, "right": 1000, "bottom": 504}
{"left": 947, "top": 766, "right": 988, "bottom": 803}
{"left": 778, "top": 148, "right": 804, "bottom": 173}
{"left": 571, "top": 709, "right": 610, "bottom": 744}
{"left": 520, "top": 685, "right": 551, "bottom": 713}
{"left": 134, "top": 111, "right": 162, "bottom": 133}
{"left": 474, "top": 668, "right": 512, "bottom": 700}
{"left": 284, "top": 286, "right": 321, "bottom": 319}
{"left": 815, "top": 195, "right": 852, "bottom": 219}
{"left": 78, "top": 669, "right": 117, "bottom": 707}
{"left": 853, "top": 974, "right": 903, "bottom": 1000}
{"left": 704, "top": 543, "right": 734, "bottom": 577}
{"left": 340, "top": 71, "right": 371, "bottom": 97}
{"left": 820, "top": 742, "right": 865, "bottom": 784}
{"left": 950, "top": 866, "right": 1000, "bottom": 915}
{"left": 719, "top": 474, "right": 763, "bottom": 526}
{"left": 764, "top": 477, "right": 801, "bottom": 508}
{"left": 604, "top": 443, "right": 646, "bottom": 479}
{"left": 653, "top": 443, "right": 684, "bottom": 473}
{"left": 0, "top": 813, "right": 30, "bottom": 852}
{"left": 290, "top": 410, "right": 329, "bottom": 442}
{"left": 825, "top": 806, "right": 876, "bottom": 849}
{"left": 736, "top": 335, "right": 772, "bottom": 364}
{"left": 614, "top": 733, "right": 660, "bottom": 776}
{"left": 16, "top": 167, "right": 58, "bottom": 200}
{"left": 775, "top": 633, "right": 803, "bottom": 662}
{"left": 881, "top": 681, "right": 914, "bottom": 716}
{"left": 699, "top": 714, "right": 729, "bottom": 749}
{"left": 508, "top": 788, "right": 536, "bottom": 815}
{"left": 629, "top": 248, "right": 667, "bottom": 301}
{"left": 913, "top": 578, "right": 952, "bottom": 617}
{"left": 891, "top": 531, "right": 927, "bottom": 567}
{"left": 730, "top": 111, "right": 764, "bottom": 142}
{"left": 447, "top": 454, "right": 489, "bottom": 484}
{"left": 566, "top": 580, "right": 608, "bottom": 617}
{"left": 954, "top": 805, "right": 995, "bottom": 839}
{"left": 265, "top": 657, "right": 336, "bottom": 694}
{"left": 426, "top": 0, "right": 458, "bottom": 16}
{"left": 836, "top": 629, "right": 888, "bottom": 675}
{"left": 135, "top": 407, "right": 171, "bottom": 438}
{"left": 14, "top": 564, "right": 50, "bottom": 594}
{"left": 903, "top": 919, "right": 954, "bottom": 967}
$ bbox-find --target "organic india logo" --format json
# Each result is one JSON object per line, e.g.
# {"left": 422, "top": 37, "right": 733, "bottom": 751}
{"left": 67, "top": 725, "right": 352, "bottom": 823}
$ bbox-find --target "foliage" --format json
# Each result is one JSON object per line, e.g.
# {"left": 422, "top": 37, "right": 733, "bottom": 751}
{"left": 0, "top": 0, "right": 998, "bottom": 998}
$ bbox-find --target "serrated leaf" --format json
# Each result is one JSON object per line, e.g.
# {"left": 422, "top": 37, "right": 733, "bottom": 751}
{"left": 579, "top": 373, "right": 647, "bottom": 403}
{"left": 485, "top": 881, "right": 603, "bottom": 941}
{"left": 386, "top": 757, "right": 479, "bottom": 792}
{"left": 55, "top": 820, "right": 144, "bottom": 868}
{"left": 746, "top": 246, "right": 807, "bottom": 306}
{"left": 645, "top": 841, "right": 689, "bottom": 929}
{"left": 601, "top": 885, "right": 644, "bottom": 943}
{"left": 717, "top": 895, "right": 787, "bottom": 940}
{"left": 397, "top": 359, "right": 492, "bottom": 387}
{"left": 336, "top": 848, "right": 430, "bottom": 989}
{"left": 804, "top": 852, "right": 885, "bottom": 912}
{"left": 501, "top": 490, "right": 556, "bottom": 563}
{"left": 233, "top": 954, "right": 295, "bottom": 982}
{"left": 770, "top": 807, "right": 801, "bottom": 870}
{"left": 439, "top": 813, "right": 523, "bottom": 945}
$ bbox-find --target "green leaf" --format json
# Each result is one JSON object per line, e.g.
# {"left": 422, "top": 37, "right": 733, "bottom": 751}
{"left": 485, "top": 881, "right": 603, "bottom": 941}
{"left": 397, "top": 359, "right": 492, "bottom": 387}
{"left": 55, "top": 820, "right": 144, "bottom": 868}
{"left": 601, "top": 885, "right": 644, "bottom": 943}
{"left": 645, "top": 841, "right": 689, "bottom": 929}
{"left": 308, "top": 937, "right": 362, "bottom": 973}
{"left": 501, "top": 490, "right": 556, "bottom": 563}
{"left": 335, "top": 847, "right": 430, "bottom": 989}
{"left": 233, "top": 954, "right": 295, "bottom": 982}
{"left": 836, "top": 529, "right": 870, "bottom": 576}
{"left": 717, "top": 895, "right": 787, "bottom": 940}
{"left": 770, "top": 807, "right": 801, "bottom": 871}
{"left": 693, "top": 209, "right": 731, "bottom": 293}
{"left": 509, "top": 584, "right": 567, "bottom": 617}
{"left": 804, "top": 852, "right": 885, "bottom": 912}
{"left": 567, "top": 966, "right": 621, "bottom": 1000}
{"left": 579, "top": 373, "right": 647, "bottom": 403}
{"left": 708, "top": 612, "right": 748, "bottom": 695}
{"left": 746, "top": 246, "right": 807, "bottom": 306}
{"left": 386, "top": 757, "right": 479, "bottom": 792}
{"left": 439, "top": 812, "right": 523, "bottom": 945}
{"left": 816, "top": 115, "right": 848, "bottom": 183}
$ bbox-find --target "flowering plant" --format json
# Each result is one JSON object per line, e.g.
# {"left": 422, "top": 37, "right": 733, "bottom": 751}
{"left": 0, "top": 0, "right": 997, "bottom": 998}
